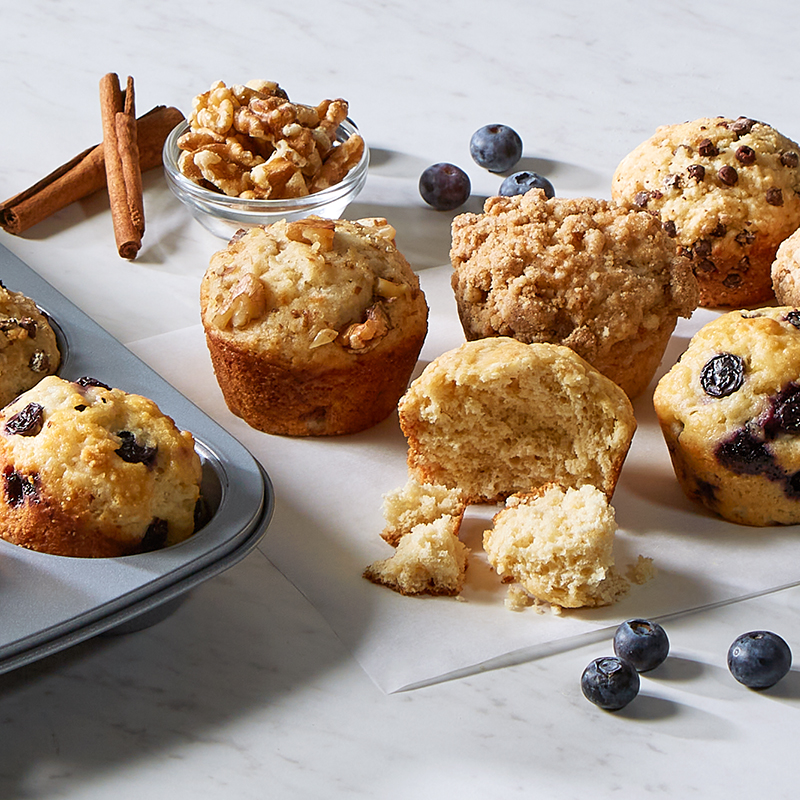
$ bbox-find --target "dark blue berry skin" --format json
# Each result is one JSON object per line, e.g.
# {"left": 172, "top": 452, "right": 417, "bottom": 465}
{"left": 581, "top": 656, "right": 640, "bottom": 710}
{"left": 419, "top": 163, "right": 471, "bottom": 210}
{"left": 499, "top": 171, "right": 555, "bottom": 199}
{"left": 727, "top": 631, "right": 792, "bottom": 689}
{"left": 613, "top": 619, "right": 670, "bottom": 672}
{"left": 469, "top": 124, "right": 523, "bottom": 173}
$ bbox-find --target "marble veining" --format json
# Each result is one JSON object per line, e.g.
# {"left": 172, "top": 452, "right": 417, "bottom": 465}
{"left": 1, "top": 0, "right": 800, "bottom": 796}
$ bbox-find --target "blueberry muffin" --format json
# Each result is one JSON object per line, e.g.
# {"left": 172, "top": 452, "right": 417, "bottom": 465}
{"left": 653, "top": 307, "right": 800, "bottom": 525}
{"left": 0, "top": 281, "right": 60, "bottom": 407}
{"left": 450, "top": 192, "right": 698, "bottom": 398}
{"left": 201, "top": 216, "right": 428, "bottom": 436}
{"left": 0, "top": 375, "right": 203, "bottom": 557}
{"left": 612, "top": 116, "right": 800, "bottom": 308}
{"left": 483, "top": 483, "right": 632, "bottom": 609}
{"left": 397, "top": 337, "right": 637, "bottom": 504}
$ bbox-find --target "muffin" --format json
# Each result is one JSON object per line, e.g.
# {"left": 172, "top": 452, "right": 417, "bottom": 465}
{"left": 771, "top": 227, "right": 800, "bottom": 304}
{"left": 483, "top": 483, "right": 631, "bottom": 609}
{"left": 653, "top": 306, "right": 800, "bottom": 525}
{"left": 450, "top": 192, "right": 698, "bottom": 399}
{"left": 363, "top": 514, "right": 469, "bottom": 596}
{"left": 612, "top": 116, "right": 800, "bottom": 308}
{"left": 201, "top": 216, "right": 428, "bottom": 436}
{"left": 0, "top": 281, "right": 61, "bottom": 407}
{"left": 397, "top": 337, "right": 637, "bottom": 504}
{"left": 0, "top": 375, "right": 203, "bottom": 557}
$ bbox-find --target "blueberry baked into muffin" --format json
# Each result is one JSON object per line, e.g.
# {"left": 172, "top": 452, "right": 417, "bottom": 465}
{"left": 201, "top": 216, "right": 428, "bottom": 436}
{"left": 0, "top": 281, "right": 60, "bottom": 407}
{"left": 612, "top": 116, "right": 800, "bottom": 308}
{"left": 450, "top": 192, "right": 698, "bottom": 398}
{"left": 653, "top": 307, "right": 800, "bottom": 525}
{"left": 0, "top": 375, "right": 203, "bottom": 557}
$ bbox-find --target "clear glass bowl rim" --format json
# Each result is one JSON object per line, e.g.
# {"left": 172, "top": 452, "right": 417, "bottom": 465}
{"left": 162, "top": 117, "right": 369, "bottom": 214}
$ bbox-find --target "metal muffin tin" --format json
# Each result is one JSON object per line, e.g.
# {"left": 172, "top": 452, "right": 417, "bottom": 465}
{"left": 0, "top": 243, "right": 274, "bottom": 674}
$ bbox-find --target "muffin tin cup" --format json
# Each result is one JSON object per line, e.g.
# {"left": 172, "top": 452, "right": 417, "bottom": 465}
{"left": 0, "top": 243, "right": 274, "bottom": 675}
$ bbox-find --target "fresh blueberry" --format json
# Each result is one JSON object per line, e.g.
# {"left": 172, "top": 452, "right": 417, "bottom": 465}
{"left": 419, "top": 163, "right": 471, "bottom": 210}
{"left": 613, "top": 619, "right": 670, "bottom": 672}
{"left": 498, "top": 171, "right": 555, "bottom": 199}
{"left": 469, "top": 124, "right": 523, "bottom": 173}
{"left": 727, "top": 631, "right": 792, "bottom": 689}
{"left": 581, "top": 656, "right": 640, "bottom": 711}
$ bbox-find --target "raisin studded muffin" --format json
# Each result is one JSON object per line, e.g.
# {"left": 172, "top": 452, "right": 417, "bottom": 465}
{"left": 612, "top": 116, "right": 800, "bottom": 308}
{"left": 653, "top": 307, "right": 800, "bottom": 525}
{"left": 397, "top": 337, "right": 637, "bottom": 504}
{"left": 0, "top": 375, "right": 203, "bottom": 557}
{"left": 201, "top": 216, "right": 428, "bottom": 436}
{"left": 450, "top": 192, "right": 698, "bottom": 398}
{"left": 483, "top": 483, "right": 632, "bottom": 609}
{"left": 0, "top": 281, "right": 60, "bottom": 407}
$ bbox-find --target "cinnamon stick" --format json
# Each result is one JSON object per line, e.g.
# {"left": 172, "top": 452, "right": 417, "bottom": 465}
{"left": 100, "top": 72, "right": 143, "bottom": 259}
{"left": 0, "top": 105, "right": 184, "bottom": 235}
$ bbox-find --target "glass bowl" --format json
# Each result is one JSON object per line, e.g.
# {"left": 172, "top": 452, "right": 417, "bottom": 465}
{"left": 163, "top": 118, "right": 369, "bottom": 239}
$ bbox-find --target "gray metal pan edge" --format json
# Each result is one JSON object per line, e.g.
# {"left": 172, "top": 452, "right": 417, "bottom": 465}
{"left": 0, "top": 243, "right": 275, "bottom": 672}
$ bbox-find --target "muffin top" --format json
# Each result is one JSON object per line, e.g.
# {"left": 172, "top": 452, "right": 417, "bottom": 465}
{"left": 0, "top": 281, "right": 61, "bottom": 407}
{"left": 654, "top": 306, "right": 800, "bottom": 447}
{"left": 612, "top": 116, "right": 800, "bottom": 260}
{"left": 0, "top": 375, "right": 202, "bottom": 549}
{"left": 201, "top": 216, "right": 428, "bottom": 368}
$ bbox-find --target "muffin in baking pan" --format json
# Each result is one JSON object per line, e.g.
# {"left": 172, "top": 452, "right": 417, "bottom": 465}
{"left": 0, "top": 375, "right": 203, "bottom": 557}
{"left": 0, "top": 280, "right": 61, "bottom": 407}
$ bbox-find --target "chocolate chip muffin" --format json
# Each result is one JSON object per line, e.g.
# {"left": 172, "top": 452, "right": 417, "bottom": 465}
{"left": 0, "top": 281, "right": 60, "bottom": 407}
{"left": 450, "top": 192, "right": 698, "bottom": 398}
{"left": 612, "top": 116, "right": 800, "bottom": 308}
{"left": 201, "top": 216, "right": 428, "bottom": 436}
{"left": 483, "top": 483, "right": 632, "bottom": 609}
{"left": 397, "top": 337, "right": 637, "bottom": 504}
{"left": 653, "top": 307, "right": 800, "bottom": 525}
{"left": 0, "top": 375, "right": 203, "bottom": 557}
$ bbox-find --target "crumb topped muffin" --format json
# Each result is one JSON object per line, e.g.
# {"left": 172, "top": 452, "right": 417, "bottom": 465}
{"left": 0, "top": 281, "right": 60, "bottom": 407}
{"left": 0, "top": 375, "right": 202, "bottom": 557}
{"left": 450, "top": 192, "right": 698, "bottom": 398}
{"left": 612, "top": 116, "right": 800, "bottom": 308}
{"left": 201, "top": 216, "right": 428, "bottom": 436}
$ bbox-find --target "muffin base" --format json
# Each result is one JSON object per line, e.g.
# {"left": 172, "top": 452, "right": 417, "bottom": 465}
{"left": 205, "top": 329, "right": 426, "bottom": 436}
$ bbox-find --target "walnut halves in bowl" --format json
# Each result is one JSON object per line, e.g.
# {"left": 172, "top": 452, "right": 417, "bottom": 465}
{"left": 200, "top": 216, "right": 429, "bottom": 436}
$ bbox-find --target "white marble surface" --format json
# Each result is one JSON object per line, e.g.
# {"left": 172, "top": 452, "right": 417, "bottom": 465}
{"left": 2, "top": 0, "right": 800, "bottom": 796}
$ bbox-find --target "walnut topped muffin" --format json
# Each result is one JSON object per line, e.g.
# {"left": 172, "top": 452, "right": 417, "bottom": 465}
{"left": 450, "top": 191, "right": 698, "bottom": 398}
{"left": 201, "top": 216, "right": 428, "bottom": 436}
{"left": 612, "top": 116, "right": 800, "bottom": 307}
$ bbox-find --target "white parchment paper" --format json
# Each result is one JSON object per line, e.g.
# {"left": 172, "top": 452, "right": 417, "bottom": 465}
{"left": 129, "top": 266, "right": 800, "bottom": 693}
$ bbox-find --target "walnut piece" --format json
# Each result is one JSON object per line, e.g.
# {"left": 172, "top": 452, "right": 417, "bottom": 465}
{"left": 212, "top": 273, "right": 267, "bottom": 329}
{"left": 340, "top": 304, "right": 390, "bottom": 351}
{"left": 177, "top": 80, "right": 364, "bottom": 200}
